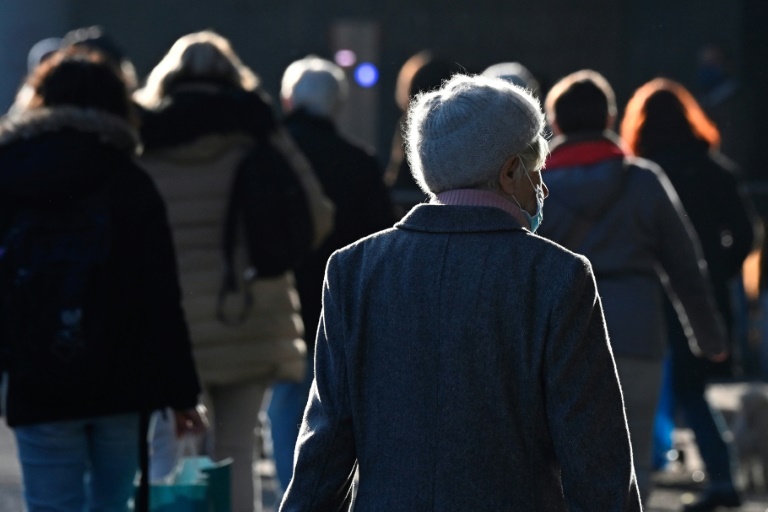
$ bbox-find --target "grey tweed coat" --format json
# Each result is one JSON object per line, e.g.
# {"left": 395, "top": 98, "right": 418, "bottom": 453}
{"left": 280, "top": 204, "right": 642, "bottom": 512}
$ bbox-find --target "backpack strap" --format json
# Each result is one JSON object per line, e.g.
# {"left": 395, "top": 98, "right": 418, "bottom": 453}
{"left": 216, "top": 152, "right": 256, "bottom": 326}
{"left": 558, "top": 160, "right": 631, "bottom": 250}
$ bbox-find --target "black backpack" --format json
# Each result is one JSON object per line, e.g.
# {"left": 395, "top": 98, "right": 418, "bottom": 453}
{"left": 217, "top": 138, "right": 314, "bottom": 324}
{"left": 0, "top": 187, "right": 111, "bottom": 381}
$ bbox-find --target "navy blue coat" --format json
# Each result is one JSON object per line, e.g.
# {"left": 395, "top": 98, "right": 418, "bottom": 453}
{"left": 0, "top": 107, "right": 200, "bottom": 425}
{"left": 539, "top": 134, "right": 726, "bottom": 360}
{"left": 281, "top": 204, "right": 641, "bottom": 511}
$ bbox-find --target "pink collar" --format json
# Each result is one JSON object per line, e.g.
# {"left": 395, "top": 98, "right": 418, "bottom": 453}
{"left": 433, "top": 189, "right": 530, "bottom": 229}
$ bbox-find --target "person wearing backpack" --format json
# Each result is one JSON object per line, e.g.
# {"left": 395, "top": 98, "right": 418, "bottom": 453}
{"left": 136, "top": 31, "right": 333, "bottom": 512}
{"left": 538, "top": 70, "right": 729, "bottom": 505}
{"left": 0, "top": 48, "right": 204, "bottom": 512}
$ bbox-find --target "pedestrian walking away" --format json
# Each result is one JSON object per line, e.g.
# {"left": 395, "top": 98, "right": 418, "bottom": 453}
{"left": 281, "top": 73, "right": 642, "bottom": 512}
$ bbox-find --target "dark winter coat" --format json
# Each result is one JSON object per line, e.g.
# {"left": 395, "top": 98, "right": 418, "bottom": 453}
{"left": 285, "top": 110, "right": 395, "bottom": 350}
{"left": 647, "top": 142, "right": 756, "bottom": 382}
{"left": 0, "top": 106, "right": 201, "bottom": 426}
{"left": 282, "top": 204, "right": 641, "bottom": 512}
{"left": 646, "top": 142, "right": 755, "bottom": 330}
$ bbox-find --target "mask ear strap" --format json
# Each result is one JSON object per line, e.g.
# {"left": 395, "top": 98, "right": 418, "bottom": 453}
{"left": 508, "top": 193, "right": 524, "bottom": 210}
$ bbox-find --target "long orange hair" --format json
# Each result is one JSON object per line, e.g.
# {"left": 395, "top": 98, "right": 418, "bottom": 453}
{"left": 620, "top": 78, "right": 720, "bottom": 156}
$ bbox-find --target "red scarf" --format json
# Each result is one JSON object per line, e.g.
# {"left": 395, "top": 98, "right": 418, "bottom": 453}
{"left": 545, "top": 138, "right": 626, "bottom": 171}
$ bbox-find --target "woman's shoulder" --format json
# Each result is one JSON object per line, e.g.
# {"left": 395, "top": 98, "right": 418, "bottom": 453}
{"left": 528, "top": 231, "right": 594, "bottom": 275}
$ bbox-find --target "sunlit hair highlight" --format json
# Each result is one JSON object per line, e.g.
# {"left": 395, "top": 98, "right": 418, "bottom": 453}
{"left": 19, "top": 46, "right": 135, "bottom": 124}
{"left": 135, "top": 30, "right": 258, "bottom": 108}
{"left": 620, "top": 78, "right": 720, "bottom": 156}
{"left": 281, "top": 56, "right": 348, "bottom": 118}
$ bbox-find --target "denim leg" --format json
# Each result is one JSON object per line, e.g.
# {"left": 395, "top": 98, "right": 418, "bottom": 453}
{"left": 14, "top": 419, "right": 89, "bottom": 512}
{"left": 678, "top": 388, "right": 737, "bottom": 490}
{"left": 652, "top": 353, "right": 676, "bottom": 470}
{"left": 86, "top": 413, "right": 140, "bottom": 512}
{"left": 267, "top": 369, "right": 313, "bottom": 492}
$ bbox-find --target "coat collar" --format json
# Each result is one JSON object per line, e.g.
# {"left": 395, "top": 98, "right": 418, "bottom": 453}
{"left": 546, "top": 130, "right": 627, "bottom": 171}
{"left": 0, "top": 106, "right": 140, "bottom": 154}
{"left": 284, "top": 109, "right": 336, "bottom": 134}
{"left": 396, "top": 204, "right": 526, "bottom": 234}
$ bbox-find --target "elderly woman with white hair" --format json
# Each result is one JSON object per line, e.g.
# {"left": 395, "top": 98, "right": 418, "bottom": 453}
{"left": 280, "top": 74, "right": 641, "bottom": 511}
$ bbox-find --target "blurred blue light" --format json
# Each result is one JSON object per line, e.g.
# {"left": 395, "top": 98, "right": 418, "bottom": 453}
{"left": 354, "top": 63, "right": 379, "bottom": 88}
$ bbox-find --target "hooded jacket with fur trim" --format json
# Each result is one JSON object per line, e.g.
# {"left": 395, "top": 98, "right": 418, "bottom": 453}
{"left": 139, "top": 84, "right": 333, "bottom": 385}
{"left": 0, "top": 106, "right": 201, "bottom": 426}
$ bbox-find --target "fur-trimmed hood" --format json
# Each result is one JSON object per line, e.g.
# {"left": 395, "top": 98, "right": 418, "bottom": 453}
{"left": 0, "top": 106, "right": 140, "bottom": 153}
{"left": 139, "top": 84, "right": 276, "bottom": 152}
{"left": 0, "top": 107, "right": 140, "bottom": 202}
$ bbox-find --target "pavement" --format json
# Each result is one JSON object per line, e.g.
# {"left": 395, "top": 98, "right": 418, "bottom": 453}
{"left": 1, "top": 383, "right": 767, "bottom": 511}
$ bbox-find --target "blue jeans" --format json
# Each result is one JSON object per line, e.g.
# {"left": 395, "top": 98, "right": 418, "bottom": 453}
{"left": 676, "top": 387, "right": 737, "bottom": 490}
{"left": 652, "top": 354, "right": 675, "bottom": 470}
{"left": 663, "top": 296, "right": 738, "bottom": 492}
{"left": 266, "top": 369, "right": 313, "bottom": 492}
{"left": 13, "top": 413, "right": 140, "bottom": 512}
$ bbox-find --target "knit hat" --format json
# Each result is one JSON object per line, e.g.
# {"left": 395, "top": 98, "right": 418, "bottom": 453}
{"left": 405, "top": 74, "right": 544, "bottom": 196}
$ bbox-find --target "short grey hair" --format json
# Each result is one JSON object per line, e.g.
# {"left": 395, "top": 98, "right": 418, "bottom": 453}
{"left": 405, "top": 73, "right": 547, "bottom": 197}
{"left": 482, "top": 62, "right": 540, "bottom": 97}
{"left": 281, "top": 56, "right": 348, "bottom": 118}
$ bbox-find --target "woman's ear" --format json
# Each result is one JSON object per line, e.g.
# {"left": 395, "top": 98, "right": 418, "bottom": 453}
{"left": 498, "top": 155, "right": 520, "bottom": 197}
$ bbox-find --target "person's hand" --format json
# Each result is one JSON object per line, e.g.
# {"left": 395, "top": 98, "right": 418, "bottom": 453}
{"left": 173, "top": 404, "right": 208, "bottom": 437}
{"left": 707, "top": 349, "right": 730, "bottom": 363}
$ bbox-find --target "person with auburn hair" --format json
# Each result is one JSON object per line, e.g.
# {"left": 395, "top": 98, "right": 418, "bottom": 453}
{"left": 621, "top": 78, "right": 755, "bottom": 512}
{"left": 384, "top": 51, "right": 463, "bottom": 216}
{"left": 0, "top": 48, "right": 203, "bottom": 512}
{"left": 538, "top": 69, "right": 729, "bottom": 506}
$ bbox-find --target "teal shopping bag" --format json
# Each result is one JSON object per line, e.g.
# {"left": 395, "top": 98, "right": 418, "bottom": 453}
{"left": 150, "top": 483, "right": 207, "bottom": 512}
{"left": 149, "top": 457, "right": 232, "bottom": 512}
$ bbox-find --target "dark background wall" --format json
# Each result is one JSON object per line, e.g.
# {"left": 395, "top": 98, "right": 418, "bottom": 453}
{"left": 1, "top": 0, "right": 765, "bottom": 178}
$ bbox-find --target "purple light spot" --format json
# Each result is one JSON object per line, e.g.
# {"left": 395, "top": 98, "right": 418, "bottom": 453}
{"left": 334, "top": 50, "right": 357, "bottom": 68}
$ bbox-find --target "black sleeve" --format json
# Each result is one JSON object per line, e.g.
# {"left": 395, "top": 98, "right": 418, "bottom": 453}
{"left": 112, "top": 161, "right": 201, "bottom": 410}
{"left": 231, "top": 143, "right": 314, "bottom": 278}
{"left": 713, "top": 163, "right": 757, "bottom": 277}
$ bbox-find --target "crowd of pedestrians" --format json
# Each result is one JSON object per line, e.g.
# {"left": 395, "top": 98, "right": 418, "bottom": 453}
{"left": 0, "top": 25, "right": 761, "bottom": 512}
